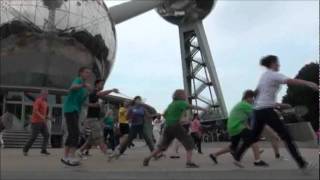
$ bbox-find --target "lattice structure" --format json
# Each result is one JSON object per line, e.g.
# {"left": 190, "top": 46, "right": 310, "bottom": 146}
{"left": 179, "top": 22, "right": 227, "bottom": 121}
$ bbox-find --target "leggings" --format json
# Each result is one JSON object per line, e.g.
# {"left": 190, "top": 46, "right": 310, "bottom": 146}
{"left": 191, "top": 132, "right": 202, "bottom": 153}
{"left": 64, "top": 112, "right": 80, "bottom": 148}
{"left": 234, "top": 108, "right": 306, "bottom": 168}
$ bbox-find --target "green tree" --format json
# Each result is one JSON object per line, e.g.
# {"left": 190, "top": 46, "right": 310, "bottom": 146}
{"left": 282, "top": 62, "right": 319, "bottom": 131}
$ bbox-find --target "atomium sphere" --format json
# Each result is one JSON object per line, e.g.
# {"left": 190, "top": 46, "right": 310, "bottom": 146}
{"left": 157, "top": 0, "right": 216, "bottom": 25}
{"left": 0, "top": 0, "right": 116, "bottom": 90}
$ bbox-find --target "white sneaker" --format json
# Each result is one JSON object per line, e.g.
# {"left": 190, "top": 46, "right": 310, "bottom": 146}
{"left": 233, "top": 161, "right": 245, "bottom": 168}
{"left": 300, "top": 161, "right": 316, "bottom": 174}
{"left": 108, "top": 150, "right": 120, "bottom": 162}
{"left": 69, "top": 157, "right": 81, "bottom": 165}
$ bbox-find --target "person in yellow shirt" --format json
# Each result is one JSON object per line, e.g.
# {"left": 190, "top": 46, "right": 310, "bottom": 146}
{"left": 118, "top": 102, "right": 130, "bottom": 144}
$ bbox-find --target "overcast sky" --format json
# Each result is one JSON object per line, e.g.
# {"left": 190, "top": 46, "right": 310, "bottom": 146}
{"left": 104, "top": 0, "right": 319, "bottom": 113}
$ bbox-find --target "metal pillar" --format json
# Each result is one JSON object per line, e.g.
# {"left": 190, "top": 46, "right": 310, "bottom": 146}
{"left": 109, "top": 0, "right": 162, "bottom": 25}
{"left": 179, "top": 21, "right": 227, "bottom": 120}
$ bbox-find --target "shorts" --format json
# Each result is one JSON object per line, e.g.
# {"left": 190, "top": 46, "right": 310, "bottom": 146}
{"left": 229, "top": 128, "right": 252, "bottom": 152}
{"left": 84, "top": 118, "right": 104, "bottom": 145}
{"left": 158, "top": 123, "right": 194, "bottom": 151}
{"left": 119, "top": 123, "right": 129, "bottom": 135}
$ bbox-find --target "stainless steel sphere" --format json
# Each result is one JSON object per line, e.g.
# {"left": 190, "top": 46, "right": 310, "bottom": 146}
{"left": 0, "top": 0, "right": 116, "bottom": 89}
{"left": 157, "top": 0, "right": 216, "bottom": 25}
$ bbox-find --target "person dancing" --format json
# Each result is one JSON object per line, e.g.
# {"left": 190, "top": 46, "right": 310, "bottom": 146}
{"left": 143, "top": 89, "right": 206, "bottom": 168}
{"left": 61, "top": 67, "right": 92, "bottom": 166}
{"left": 209, "top": 90, "right": 268, "bottom": 167}
{"left": 109, "top": 96, "right": 155, "bottom": 160}
{"left": 77, "top": 79, "right": 119, "bottom": 158}
{"left": 232, "top": 55, "right": 318, "bottom": 171}
{"left": 23, "top": 89, "right": 50, "bottom": 156}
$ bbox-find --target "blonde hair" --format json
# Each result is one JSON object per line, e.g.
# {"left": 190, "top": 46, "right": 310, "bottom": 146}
{"left": 172, "top": 89, "right": 187, "bottom": 101}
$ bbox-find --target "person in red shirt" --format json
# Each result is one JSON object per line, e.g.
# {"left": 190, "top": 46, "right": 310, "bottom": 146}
{"left": 23, "top": 89, "right": 50, "bottom": 156}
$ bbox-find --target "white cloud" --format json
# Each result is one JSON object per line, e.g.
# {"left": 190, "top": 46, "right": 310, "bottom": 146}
{"left": 104, "top": 0, "right": 319, "bottom": 112}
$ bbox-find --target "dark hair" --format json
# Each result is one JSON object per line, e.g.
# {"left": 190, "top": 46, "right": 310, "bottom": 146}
{"left": 193, "top": 113, "right": 199, "bottom": 120}
{"left": 94, "top": 79, "right": 104, "bottom": 86}
{"left": 130, "top": 96, "right": 142, "bottom": 106}
{"left": 260, "top": 55, "right": 278, "bottom": 68}
{"left": 78, "top": 67, "right": 90, "bottom": 76}
{"left": 242, "top": 90, "right": 256, "bottom": 100}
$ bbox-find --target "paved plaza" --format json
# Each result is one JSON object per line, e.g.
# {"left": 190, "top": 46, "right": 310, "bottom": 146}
{"left": 1, "top": 142, "right": 319, "bottom": 180}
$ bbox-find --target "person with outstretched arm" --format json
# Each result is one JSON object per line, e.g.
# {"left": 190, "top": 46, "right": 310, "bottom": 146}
{"left": 232, "top": 55, "right": 318, "bottom": 172}
{"left": 143, "top": 89, "right": 207, "bottom": 168}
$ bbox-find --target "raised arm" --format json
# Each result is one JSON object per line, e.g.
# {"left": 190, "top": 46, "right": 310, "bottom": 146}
{"left": 189, "top": 105, "right": 207, "bottom": 112}
{"left": 97, "top": 88, "right": 119, "bottom": 97}
{"left": 285, "top": 79, "right": 318, "bottom": 91}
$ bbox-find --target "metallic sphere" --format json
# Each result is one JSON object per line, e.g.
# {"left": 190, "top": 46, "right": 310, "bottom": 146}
{"left": 0, "top": 0, "right": 116, "bottom": 90}
{"left": 157, "top": 0, "right": 216, "bottom": 25}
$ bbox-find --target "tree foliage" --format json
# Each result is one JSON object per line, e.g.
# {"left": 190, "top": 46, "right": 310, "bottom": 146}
{"left": 282, "top": 62, "right": 319, "bottom": 131}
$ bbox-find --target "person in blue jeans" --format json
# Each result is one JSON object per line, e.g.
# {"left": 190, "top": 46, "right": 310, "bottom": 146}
{"left": 109, "top": 96, "right": 154, "bottom": 160}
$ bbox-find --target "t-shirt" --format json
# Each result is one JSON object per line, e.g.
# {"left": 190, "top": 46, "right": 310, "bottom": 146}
{"left": 87, "top": 90, "right": 100, "bottom": 118}
{"left": 63, "top": 77, "right": 88, "bottom": 113}
{"left": 255, "top": 70, "right": 288, "bottom": 109}
{"left": 190, "top": 119, "right": 201, "bottom": 133}
{"left": 227, "top": 101, "right": 253, "bottom": 136}
{"left": 118, "top": 107, "right": 128, "bottom": 124}
{"left": 164, "top": 100, "right": 189, "bottom": 127}
{"left": 127, "top": 105, "right": 145, "bottom": 125}
{"left": 104, "top": 116, "right": 114, "bottom": 128}
{"left": 31, "top": 97, "right": 48, "bottom": 123}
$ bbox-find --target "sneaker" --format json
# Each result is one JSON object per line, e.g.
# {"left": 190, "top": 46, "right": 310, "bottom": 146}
{"left": 275, "top": 154, "right": 288, "bottom": 161}
{"left": 170, "top": 155, "right": 180, "bottom": 159}
{"left": 300, "top": 161, "right": 316, "bottom": 174}
{"left": 254, "top": 160, "right": 269, "bottom": 167}
{"left": 108, "top": 151, "right": 120, "bottom": 162}
{"left": 41, "top": 150, "right": 50, "bottom": 155}
{"left": 233, "top": 161, "right": 245, "bottom": 168}
{"left": 60, "top": 157, "right": 80, "bottom": 166}
{"left": 23, "top": 151, "right": 28, "bottom": 156}
{"left": 143, "top": 158, "right": 150, "bottom": 166}
{"left": 154, "top": 153, "right": 165, "bottom": 160}
{"left": 186, "top": 162, "right": 199, "bottom": 168}
{"left": 209, "top": 154, "right": 218, "bottom": 164}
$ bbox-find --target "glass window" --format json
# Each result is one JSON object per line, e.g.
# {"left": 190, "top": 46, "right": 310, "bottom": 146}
{"left": 24, "top": 105, "right": 33, "bottom": 122}
{"left": 6, "top": 103, "right": 22, "bottom": 120}
{"left": 6, "top": 92, "right": 22, "bottom": 102}
{"left": 24, "top": 92, "right": 38, "bottom": 103}
{"left": 51, "top": 107, "right": 63, "bottom": 133}
{"left": 47, "top": 94, "right": 56, "bottom": 104}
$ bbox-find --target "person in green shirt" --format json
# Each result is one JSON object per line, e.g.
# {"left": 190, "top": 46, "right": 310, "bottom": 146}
{"left": 103, "top": 110, "right": 115, "bottom": 151}
{"left": 61, "top": 67, "right": 92, "bottom": 167}
{"left": 143, "top": 89, "right": 206, "bottom": 168}
{"left": 209, "top": 90, "right": 268, "bottom": 167}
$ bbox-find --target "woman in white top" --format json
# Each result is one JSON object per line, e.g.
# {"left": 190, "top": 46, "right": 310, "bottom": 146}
{"left": 233, "top": 55, "right": 318, "bottom": 170}
{"left": 152, "top": 115, "right": 163, "bottom": 145}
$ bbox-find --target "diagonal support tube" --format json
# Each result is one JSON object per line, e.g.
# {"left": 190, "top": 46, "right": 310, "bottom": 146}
{"left": 109, "top": 0, "right": 162, "bottom": 25}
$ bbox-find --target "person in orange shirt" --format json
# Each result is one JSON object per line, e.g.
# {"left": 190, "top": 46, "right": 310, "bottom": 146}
{"left": 23, "top": 89, "right": 50, "bottom": 156}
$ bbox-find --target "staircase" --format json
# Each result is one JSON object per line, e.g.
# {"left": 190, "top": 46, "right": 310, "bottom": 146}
{"left": 2, "top": 130, "right": 45, "bottom": 148}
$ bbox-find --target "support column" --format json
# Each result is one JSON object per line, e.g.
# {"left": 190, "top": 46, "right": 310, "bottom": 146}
{"left": 178, "top": 21, "right": 227, "bottom": 120}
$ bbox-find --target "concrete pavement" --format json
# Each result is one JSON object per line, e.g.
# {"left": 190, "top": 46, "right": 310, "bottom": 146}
{"left": 1, "top": 142, "right": 319, "bottom": 180}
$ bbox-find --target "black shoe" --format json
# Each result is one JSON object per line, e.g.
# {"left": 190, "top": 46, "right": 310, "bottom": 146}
{"left": 209, "top": 154, "right": 218, "bottom": 164}
{"left": 254, "top": 160, "right": 269, "bottom": 167}
{"left": 186, "top": 162, "right": 199, "bottom": 168}
{"left": 23, "top": 150, "right": 28, "bottom": 156}
{"left": 170, "top": 155, "right": 180, "bottom": 159}
{"left": 41, "top": 150, "right": 50, "bottom": 155}
{"left": 275, "top": 153, "right": 280, "bottom": 159}
{"left": 143, "top": 158, "right": 150, "bottom": 167}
